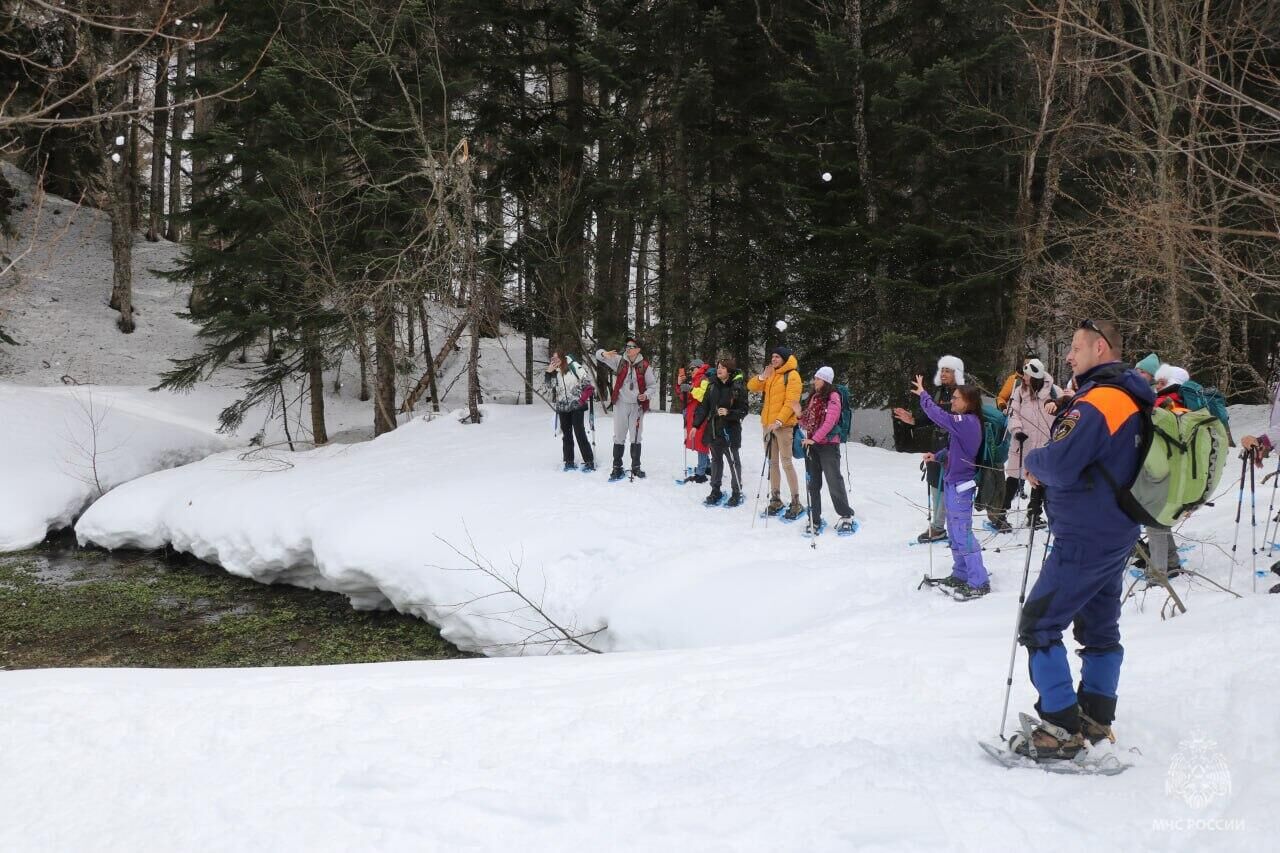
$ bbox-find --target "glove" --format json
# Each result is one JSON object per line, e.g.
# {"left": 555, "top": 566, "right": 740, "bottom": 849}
{"left": 679, "top": 383, "right": 692, "bottom": 394}
{"left": 1015, "top": 432, "right": 1028, "bottom": 443}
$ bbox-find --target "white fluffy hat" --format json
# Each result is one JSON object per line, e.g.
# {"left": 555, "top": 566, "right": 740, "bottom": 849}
{"left": 1023, "top": 358, "right": 1048, "bottom": 380}
{"left": 935, "top": 355, "right": 965, "bottom": 387}
{"left": 1155, "top": 364, "right": 1189, "bottom": 388}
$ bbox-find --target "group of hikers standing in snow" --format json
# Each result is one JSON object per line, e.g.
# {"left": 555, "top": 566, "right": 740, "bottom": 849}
{"left": 544, "top": 338, "right": 857, "bottom": 536}
{"left": 545, "top": 321, "right": 1274, "bottom": 766}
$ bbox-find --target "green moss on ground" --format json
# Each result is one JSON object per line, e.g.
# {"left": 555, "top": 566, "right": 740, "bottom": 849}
{"left": 0, "top": 545, "right": 471, "bottom": 669}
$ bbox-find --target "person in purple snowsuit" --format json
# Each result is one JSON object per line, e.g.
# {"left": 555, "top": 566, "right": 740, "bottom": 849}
{"left": 911, "top": 376, "right": 990, "bottom": 597}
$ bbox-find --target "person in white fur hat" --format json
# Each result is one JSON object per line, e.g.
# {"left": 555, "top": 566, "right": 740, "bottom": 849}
{"left": 893, "top": 355, "right": 964, "bottom": 542}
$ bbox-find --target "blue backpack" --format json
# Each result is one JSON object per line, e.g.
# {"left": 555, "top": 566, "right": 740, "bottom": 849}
{"left": 1178, "top": 379, "right": 1230, "bottom": 427}
{"left": 980, "top": 402, "right": 1011, "bottom": 467}
{"left": 832, "top": 384, "right": 854, "bottom": 442}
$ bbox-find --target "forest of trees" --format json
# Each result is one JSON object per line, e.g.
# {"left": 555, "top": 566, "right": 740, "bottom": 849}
{"left": 2, "top": 0, "right": 1278, "bottom": 442}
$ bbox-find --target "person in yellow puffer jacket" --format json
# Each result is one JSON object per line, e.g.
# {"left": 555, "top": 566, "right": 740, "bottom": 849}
{"left": 747, "top": 346, "right": 804, "bottom": 518}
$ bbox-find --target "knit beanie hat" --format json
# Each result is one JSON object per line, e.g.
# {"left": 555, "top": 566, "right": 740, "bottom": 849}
{"left": 1135, "top": 353, "right": 1160, "bottom": 377}
{"left": 814, "top": 366, "right": 835, "bottom": 384}
{"left": 935, "top": 355, "right": 965, "bottom": 386}
{"left": 770, "top": 345, "right": 793, "bottom": 363}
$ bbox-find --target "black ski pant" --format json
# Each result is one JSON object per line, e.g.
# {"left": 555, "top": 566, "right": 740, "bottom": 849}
{"left": 710, "top": 432, "right": 743, "bottom": 495}
{"left": 558, "top": 408, "right": 593, "bottom": 465}
{"left": 998, "top": 476, "right": 1044, "bottom": 520}
{"left": 805, "top": 442, "right": 853, "bottom": 523}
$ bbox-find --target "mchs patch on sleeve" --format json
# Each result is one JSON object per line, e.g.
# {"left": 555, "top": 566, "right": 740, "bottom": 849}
{"left": 1052, "top": 408, "right": 1081, "bottom": 442}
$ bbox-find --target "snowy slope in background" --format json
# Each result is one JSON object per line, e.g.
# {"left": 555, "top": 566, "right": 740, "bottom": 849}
{"left": 0, "top": 163, "right": 549, "bottom": 547}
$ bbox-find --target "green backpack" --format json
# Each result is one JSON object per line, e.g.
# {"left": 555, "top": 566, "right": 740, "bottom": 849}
{"left": 1097, "top": 402, "right": 1230, "bottom": 529}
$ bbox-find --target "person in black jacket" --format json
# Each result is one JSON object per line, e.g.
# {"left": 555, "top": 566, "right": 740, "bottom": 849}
{"left": 693, "top": 356, "right": 749, "bottom": 507}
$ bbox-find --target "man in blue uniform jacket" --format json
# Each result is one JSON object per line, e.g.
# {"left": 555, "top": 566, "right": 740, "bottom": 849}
{"left": 1016, "top": 319, "right": 1154, "bottom": 760}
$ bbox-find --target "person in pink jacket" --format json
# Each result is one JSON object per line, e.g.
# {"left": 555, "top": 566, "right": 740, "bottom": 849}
{"left": 799, "top": 366, "right": 855, "bottom": 534}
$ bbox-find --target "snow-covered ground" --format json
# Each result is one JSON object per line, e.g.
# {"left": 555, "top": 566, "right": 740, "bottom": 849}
{"left": 5, "top": 404, "right": 1279, "bottom": 850}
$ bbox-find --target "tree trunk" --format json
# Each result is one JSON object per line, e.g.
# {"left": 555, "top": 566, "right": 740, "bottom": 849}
{"left": 128, "top": 62, "right": 143, "bottom": 232}
{"left": 166, "top": 45, "right": 187, "bottom": 242}
{"left": 420, "top": 302, "right": 440, "bottom": 412}
{"left": 357, "top": 318, "right": 371, "bottom": 402}
{"left": 308, "top": 343, "right": 328, "bottom": 444}
{"left": 147, "top": 46, "right": 169, "bottom": 242}
{"left": 190, "top": 42, "right": 216, "bottom": 212}
{"left": 373, "top": 297, "right": 397, "bottom": 435}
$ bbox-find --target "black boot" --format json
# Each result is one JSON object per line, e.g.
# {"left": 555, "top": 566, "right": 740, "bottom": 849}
{"left": 609, "top": 443, "right": 625, "bottom": 481}
{"left": 1027, "top": 485, "right": 1047, "bottom": 529}
{"left": 629, "top": 443, "right": 646, "bottom": 478}
{"left": 704, "top": 489, "right": 724, "bottom": 506}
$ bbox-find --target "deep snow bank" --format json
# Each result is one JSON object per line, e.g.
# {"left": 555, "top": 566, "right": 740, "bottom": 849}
{"left": 76, "top": 403, "right": 1280, "bottom": 657}
{"left": 0, "top": 386, "right": 230, "bottom": 550}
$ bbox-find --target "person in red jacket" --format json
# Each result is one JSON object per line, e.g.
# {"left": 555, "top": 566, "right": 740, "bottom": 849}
{"left": 676, "top": 360, "right": 711, "bottom": 482}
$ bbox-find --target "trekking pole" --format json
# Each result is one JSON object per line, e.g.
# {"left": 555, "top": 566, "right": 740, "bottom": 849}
{"left": 1230, "top": 453, "right": 1248, "bottom": 591}
{"left": 803, "top": 445, "right": 816, "bottom": 548}
{"left": 999, "top": 505, "right": 1042, "bottom": 739}
{"left": 924, "top": 466, "right": 935, "bottom": 580}
{"left": 1262, "top": 452, "right": 1280, "bottom": 558}
{"left": 1251, "top": 450, "right": 1260, "bottom": 592}
{"left": 752, "top": 433, "right": 775, "bottom": 529}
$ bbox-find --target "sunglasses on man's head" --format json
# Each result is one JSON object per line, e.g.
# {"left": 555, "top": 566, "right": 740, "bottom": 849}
{"left": 1078, "top": 319, "right": 1113, "bottom": 349}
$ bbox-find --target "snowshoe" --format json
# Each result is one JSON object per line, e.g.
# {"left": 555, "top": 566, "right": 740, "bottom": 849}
{"left": 1009, "top": 713, "right": 1085, "bottom": 761}
{"left": 581, "top": 462, "right": 597, "bottom": 473}
{"left": 918, "top": 574, "right": 964, "bottom": 591}
{"left": 693, "top": 474, "right": 708, "bottom": 484}
{"left": 608, "top": 467, "right": 626, "bottom": 482}
{"left": 674, "top": 472, "right": 695, "bottom": 485}
{"left": 781, "top": 501, "right": 806, "bottom": 523}
{"left": 986, "top": 518, "right": 1014, "bottom": 535}
{"left": 764, "top": 496, "right": 785, "bottom": 516}
{"left": 631, "top": 468, "right": 647, "bottom": 479}
{"left": 704, "top": 490, "right": 726, "bottom": 507}
{"left": 563, "top": 462, "right": 578, "bottom": 472}
{"left": 1026, "top": 512, "right": 1047, "bottom": 531}
{"left": 803, "top": 519, "right": 827, "bottom": 538}
{"left": 835, "top": 517, "right": 858, "bottom": 537}
{"left": 725, "top": 492, "right": 744, "bottom": 508}
{"left": 916, "top": 526, "right": 948, "bottom": 544}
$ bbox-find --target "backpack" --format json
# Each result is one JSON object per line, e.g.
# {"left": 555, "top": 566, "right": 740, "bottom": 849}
{"left": 979, "top": 402, "right": 1010, "bottom": 467}
{"left": 1178, "top": 379, "right": 1230, "bottom": 427}
{"left": 832, "top": 384, "right": 854, "bottom": 442}
{"left": 976, "top": 402, "right": 1011, "bottom": 511}
{"left": 1093, "top": 389, "right": 1231, "bottom": 529}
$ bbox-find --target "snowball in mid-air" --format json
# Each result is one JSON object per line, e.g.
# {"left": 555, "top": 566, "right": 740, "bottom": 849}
{"left": 821, "top": 172, "right": 832, "bottom": 182}
{"left": 775, "top": 320, "right": 788, "bottom": 332}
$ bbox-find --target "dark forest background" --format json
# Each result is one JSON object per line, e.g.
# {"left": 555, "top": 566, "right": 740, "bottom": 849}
{"left": 3, "top": 0, "right": 1278, "bottom": 438}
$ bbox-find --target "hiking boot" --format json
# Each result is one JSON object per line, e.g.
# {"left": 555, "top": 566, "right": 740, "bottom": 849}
{"left": 581, "top": 462, "right": 596, "bottom": 473}
{"left": 563, "top": 461, "right": 578, "bottom": 472}
{"left": 938, "top": 574, "right": 965, "bottom": 588}
{"left": 631, "top": 467, "right": 647, "bottom": 479}
{"left": 835, "top": 517, "right": 856, "bottom": 535}
{"left": 989, "top": 516, "right": 1013, "bottom": 534}
{"left": 726, "top": 492, "right": 744, "bottom": 508}
{"left": 1080, "top": 714, "right": 1116, "bottom": 746}
{"left": 608, "top": 466, "right": 625, "bottom": 481}
{"left": 1010, "top": 718, "right": 1086, "bottom": 761}
{"left": 1026, "top": 512, "right": 1047, "bottom": 530}
{"left": 629, "top": 443, "right": 645, "bottom": 478}
{"left": 765, "top": 495, "right": 785, "bottom": 515}
{"left": 693, "top": 474, "right": 708, "bottom": 483}
{"left": 783, "top": 500, "right": 805, "bottom": 521}
{"left": 916, "top": 526, "right": 947, "bottom": 544}
{"left": 955, "top": 581, "right": 991, "bottom": 600}
{"left": 704, "top": 489, "right": 724, "bottom": 506}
